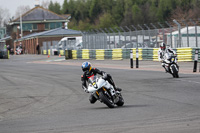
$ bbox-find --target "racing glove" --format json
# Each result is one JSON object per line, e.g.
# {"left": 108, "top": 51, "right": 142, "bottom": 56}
{"left": 102, "top": 73, "right": 108, "bottom": 79}
{"left": 82, "top": 86, "right": 89, "bottom": 93}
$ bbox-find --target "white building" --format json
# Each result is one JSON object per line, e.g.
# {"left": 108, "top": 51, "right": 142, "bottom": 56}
{"left": 167, "top": 26, "right": 200, "bottom": 48}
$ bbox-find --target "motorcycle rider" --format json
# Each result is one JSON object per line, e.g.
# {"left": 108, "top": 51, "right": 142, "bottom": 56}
{"left": 81, "top": 61, "right": 121, "bottom": 104}
{"left": 158, "top": 42, "right": 176, "bottom": 72}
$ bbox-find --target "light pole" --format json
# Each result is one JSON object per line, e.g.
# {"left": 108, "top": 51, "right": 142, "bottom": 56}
{"left": 20, "top": 11, "right": 23, "bottom": 38}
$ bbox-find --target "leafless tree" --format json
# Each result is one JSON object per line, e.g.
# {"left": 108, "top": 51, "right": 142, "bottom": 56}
{"left": 41, "top": 0, "right": 50, "bottom": 9}
{"left": 0, "top": 7, "right": 10, "bottom": 27}
{"left": 14, "top": 5, "right": 31, "bottom": 19}
{"left": 170, "top": 6, "right": 200, "bottom": 25}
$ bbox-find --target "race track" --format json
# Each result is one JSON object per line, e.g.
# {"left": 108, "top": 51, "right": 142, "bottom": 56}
{"left": 0, "top": 55, "right": 200, "bottom": 133}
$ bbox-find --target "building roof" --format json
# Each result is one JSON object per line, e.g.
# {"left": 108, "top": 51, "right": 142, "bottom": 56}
{"left": 0, "top": 36, "right": 11, "bottom": 42}
{"left": 16, "top": 27, "right": 82, "bottom": 41}
{"left": 11, "top": 6, "right": 69, "bottom": 24}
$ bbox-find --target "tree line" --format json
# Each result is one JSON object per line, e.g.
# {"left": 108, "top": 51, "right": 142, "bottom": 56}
{"left": 48, "top": 0, "right": 200, "bottom": 31}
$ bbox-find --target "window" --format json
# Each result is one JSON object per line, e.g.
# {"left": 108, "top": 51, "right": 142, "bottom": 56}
{"left": 55, "top": 22, "right": 62, "bottom": 28}
{"left": 22, "top": 24, "right": 32, "bottom": 31}
{"left": 22, "top": 24, "right": 37, "bottom": 31}
{"left": 33, "top": 24, "right": 37, "bottom": 30}
{"left": 45, "top": 23, "right": 49, "bottom": 30}
{"left": 49, "top": 22, "right": 62, "bottom": 29}
{"left": 45, "top": 22, "right": 62, "bottom": 30}
{"left": 50, "top": 23, "right": 55, "bottom": 29}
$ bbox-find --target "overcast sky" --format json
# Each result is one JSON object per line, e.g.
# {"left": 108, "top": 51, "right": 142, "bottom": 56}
{"left": 0, "top": 0, "right": 64, "bottom": 17}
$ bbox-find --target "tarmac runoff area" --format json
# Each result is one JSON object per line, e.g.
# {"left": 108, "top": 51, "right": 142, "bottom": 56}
{"left": 29, "top": 57, "right": 200, "bottom": 75}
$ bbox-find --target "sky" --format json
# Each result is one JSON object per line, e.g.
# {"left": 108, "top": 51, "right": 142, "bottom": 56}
{"left": 0, "top": 0, "right": 64, "bottom": 17}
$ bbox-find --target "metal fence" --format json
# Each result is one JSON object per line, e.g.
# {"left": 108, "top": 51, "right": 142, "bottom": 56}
{"left": 82, "top": 19, "right": 200, "bottom": 49}
{"left": 40, "top": 19, "right": 200, "bottom": 51}
{"left": 42, "top": 39, "right": 82, "bottom": 52}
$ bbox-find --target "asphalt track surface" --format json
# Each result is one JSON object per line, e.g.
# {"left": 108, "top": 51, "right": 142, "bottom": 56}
{"left": 0, "top": 55, "right": 200, "bottom": 133}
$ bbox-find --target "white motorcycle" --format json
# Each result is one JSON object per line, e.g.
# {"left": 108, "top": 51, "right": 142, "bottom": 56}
{"left": 15, "top": 47, "right": 22, "bottom": 55}
{"left": 87, "top": 75, "right": 124, "bottom": 108}
{"left": 163, "top": 53, "right": 179, "bottom": 78}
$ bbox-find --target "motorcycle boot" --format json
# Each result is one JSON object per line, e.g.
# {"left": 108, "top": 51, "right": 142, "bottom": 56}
{"left": 163, "top": 66, "right": 168, "bottom": 73}
{"left": 162, "top": 62, "right": 168, "bottom": 73}
{"left": 110, "top": 82, "right": 122, "bottom": 92}
{"left": 165, "top": 63, "right": 171, "bottom": 73}
{"left": 107, "top": 75, "right": 122, "bottom": 91}
{"left": 115, "top": 87, "right": 122, "bottom": 91}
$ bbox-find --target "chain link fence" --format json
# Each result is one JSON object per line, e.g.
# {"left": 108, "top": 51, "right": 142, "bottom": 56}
{"left": 41, "top": 19, "right": 200, "bottom": 52}
{"left": 82, "top": 20, "right": 200, "bottom": 49}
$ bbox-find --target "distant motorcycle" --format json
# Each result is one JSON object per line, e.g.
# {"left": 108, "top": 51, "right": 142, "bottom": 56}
{"left": 16, "top": 48, "right": 22, "bottom": 55}
{"left": 164, "top": 54, "right": 179, "bottom": 78}
{"left": 87, "top": 75, "right": 124, "bottom": 108}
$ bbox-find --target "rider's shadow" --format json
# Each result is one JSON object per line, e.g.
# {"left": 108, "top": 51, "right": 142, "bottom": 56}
{"left": 89, "top": 104, "right": 150, "bottom": 110}
{"left": 120, "top": 104, "right": 151, "bottom": 108}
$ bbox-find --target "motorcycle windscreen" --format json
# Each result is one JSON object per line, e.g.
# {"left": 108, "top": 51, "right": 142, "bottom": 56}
{"left": 88, "top": 75, "right": 97, "bottom": 84}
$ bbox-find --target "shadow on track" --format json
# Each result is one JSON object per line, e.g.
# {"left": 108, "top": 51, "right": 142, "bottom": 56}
{"left": 87, "top": 104, "right": 151, "bottom": 110}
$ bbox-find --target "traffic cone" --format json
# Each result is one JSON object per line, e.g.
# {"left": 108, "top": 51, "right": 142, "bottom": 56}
{"left": 48, "top": 55, "right": 50, "bottom": 58}
{"left": 59, "top": 54, "right": 61, "bottom": 57}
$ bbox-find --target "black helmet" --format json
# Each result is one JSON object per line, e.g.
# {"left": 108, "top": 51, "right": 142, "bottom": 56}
{"left": 81, "top": 62, "right": 92, "bottom": 72}
{"left": 160, "top": 42, "right": 166, "bottom": 50}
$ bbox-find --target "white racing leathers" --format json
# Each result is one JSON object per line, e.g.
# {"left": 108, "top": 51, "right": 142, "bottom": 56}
{"left": 158, "top": 48, "right": 176, "bottom": 71}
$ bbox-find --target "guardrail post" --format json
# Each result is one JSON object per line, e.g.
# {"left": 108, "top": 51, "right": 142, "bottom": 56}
{"left": 136, "top": 48, "right": 139, "bottom": 68}
{"left": 130, "top": 50, "right": 133, "bottom": 68}
{"left": 193, "top": 49, "right": 199, "bottom": 72}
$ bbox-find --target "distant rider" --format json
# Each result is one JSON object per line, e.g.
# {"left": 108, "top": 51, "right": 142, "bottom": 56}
{"left": 158, "top": 42, "right": 176, "bottom": 72}
{"left": 81, "top": 61, "right": 121, "bottom": 104}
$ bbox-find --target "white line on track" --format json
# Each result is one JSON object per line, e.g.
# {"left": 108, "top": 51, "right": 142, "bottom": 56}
{"left": 46, "top": 59, "right": 65, "bottom": 62}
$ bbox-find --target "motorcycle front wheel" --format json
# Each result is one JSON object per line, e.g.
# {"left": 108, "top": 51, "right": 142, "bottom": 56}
{"left": 171, "top": 65, "right": 179, "bottom": 78}
{"left": 99, "top": 91, "right": 115, "bottom": 108}
{"left": 116, "top": 95, "right": 124, "bottom": 106}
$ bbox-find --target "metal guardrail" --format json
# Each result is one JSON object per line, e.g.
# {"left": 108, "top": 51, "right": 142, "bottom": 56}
{"left": 58, "top": 48, "right": 196, "bottom": 62}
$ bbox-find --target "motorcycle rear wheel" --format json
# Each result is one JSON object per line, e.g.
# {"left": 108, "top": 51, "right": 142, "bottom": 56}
{"left": 99, "top": 91, "right": 115, "bottom": 108}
